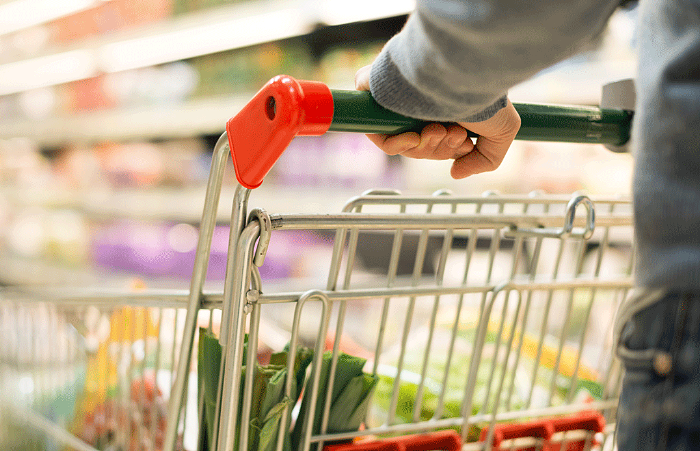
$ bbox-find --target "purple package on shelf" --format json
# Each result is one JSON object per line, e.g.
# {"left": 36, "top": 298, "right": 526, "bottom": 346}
{"left": 91, "top": 220, "right": 229, "bottom": 280}
{"left": 91, "top": 221, "right": 331, "bottom": 281}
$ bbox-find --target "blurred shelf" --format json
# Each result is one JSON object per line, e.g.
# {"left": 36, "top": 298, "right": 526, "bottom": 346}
{"left": 509, "top": 59, "right": 637, "bottom": 106}
{"left": 0, "top": 94, "right": 249, "bottom": 145}
{"left": 0, "top": 254, "right": 222, "bottom": 289}
{"left": 2, "top": 184, "right": 360, "bottom": 222}
{"left": 0, "top": 254, "right": 110, "bottom": 287}
{"left": 0, "top": 1, "right": 638, "bottom": 145}
{"left": 0, "top": 0, "right": 413, "bottom": 95}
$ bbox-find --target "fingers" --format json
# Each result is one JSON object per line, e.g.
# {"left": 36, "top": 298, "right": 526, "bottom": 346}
{"left": 398, "top": 123, "right": 447, "bottom": 158}
{"left": 451, "top": 100, "right": 521, "bottom": 178}
{"left": 450, "top": 147, "right": 502, "bottom": 179}
{"left": 368, "top": 123, "right": 475, "bottom": 160}
{"left": 365, "top": 132, "right": 421, "bottom": 154}
{"left": 356, "top": 64, "right": 520, "bottom": 180}
{"left": 355, "top": 64, "right": 474, "bottom": 161}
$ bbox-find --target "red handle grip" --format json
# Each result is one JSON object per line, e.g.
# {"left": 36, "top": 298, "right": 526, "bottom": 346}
{"left": 399, "top": 430, "right": 462, "bottom": 451}
{"left": 226, "top": 75, "right": 333, "bottom": 189}
{"left": 323, "top": 440, "right": 403, "bottom": 451}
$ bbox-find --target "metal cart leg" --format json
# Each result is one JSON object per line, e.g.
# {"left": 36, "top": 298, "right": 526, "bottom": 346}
{"left": 164, "top": 133, "right": 250, "bottom": 451}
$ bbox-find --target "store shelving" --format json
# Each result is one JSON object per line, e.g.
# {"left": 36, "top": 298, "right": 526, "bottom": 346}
{"left": 0, "top": 0, "right": 413, "bottom": 93}
{"left": 1, "top": 184, "right": 360, "bottom": 222}
{"left": 0, "top": 0, "right": 638, "bottom": 145}
{"left": 0, "top": 1, "right": 638, "bottom": 291}
{"left": 0, "top": 94, "right": 250, "bottom": 146}
{"left": 0, "top": 0, "right": 412, "bottom": 145}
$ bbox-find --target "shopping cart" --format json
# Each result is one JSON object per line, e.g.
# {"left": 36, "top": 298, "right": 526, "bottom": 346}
{"left": 0, "top": 76, "right": 635, "bottom": 451}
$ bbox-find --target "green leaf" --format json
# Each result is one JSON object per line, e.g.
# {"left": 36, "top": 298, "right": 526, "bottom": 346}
{"left": 292, "top": 352, "right": 375, "bottom": 451}
{"left": 327, "top": 373, "right": 379, "bottom": 431}
{"left": 198, "top": 331, "right": 313, "bottom": 451}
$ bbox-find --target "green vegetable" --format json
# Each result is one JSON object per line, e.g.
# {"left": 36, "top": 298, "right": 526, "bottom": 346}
{"left": 197, "top": 330, "right": 316, "bottom": 451}
{"left": 198, "top": 328, "right": 224, "bottom": 450}
{"left": 292, "top": 352, "right": 379, "bottom": 451}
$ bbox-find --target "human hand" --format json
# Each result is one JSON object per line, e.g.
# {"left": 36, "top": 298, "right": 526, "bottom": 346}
{"left": 355, "top": 65, "right": 521, "bottom": 179}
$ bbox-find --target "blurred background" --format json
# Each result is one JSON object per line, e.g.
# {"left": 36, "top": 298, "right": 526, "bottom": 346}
{"left": 0, "top": 2, "right": 639, "bottom": 450}
{"left": 0, "top": 0, "right": 636, "bottom": 289}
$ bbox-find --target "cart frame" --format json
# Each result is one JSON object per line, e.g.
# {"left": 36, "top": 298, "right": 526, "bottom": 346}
{"left": 0, "top": 76, "right": 635, "bottom": 451}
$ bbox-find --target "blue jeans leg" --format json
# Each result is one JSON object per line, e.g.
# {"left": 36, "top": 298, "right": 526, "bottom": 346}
{"left": 616, "top": 292, "right": 700, "bottom": 451}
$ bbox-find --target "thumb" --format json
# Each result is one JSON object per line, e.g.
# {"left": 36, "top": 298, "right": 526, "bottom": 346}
{"left": 355, "top": 65, "right": 371, "bottom": 91}
{"left": 451, "top": 99, "right": 521, "bottom": 178}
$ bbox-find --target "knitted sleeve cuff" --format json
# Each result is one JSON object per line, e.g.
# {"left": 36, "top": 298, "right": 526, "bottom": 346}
{"left": 368, "top": 47, "right": 508, "bottom": 123}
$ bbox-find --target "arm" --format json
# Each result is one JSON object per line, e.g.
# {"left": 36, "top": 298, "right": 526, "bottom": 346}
{"left": 360, "top": 0, "right": 622, "bottom": 178}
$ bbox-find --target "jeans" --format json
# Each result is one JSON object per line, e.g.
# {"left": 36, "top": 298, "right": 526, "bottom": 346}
{"left": 616, "top": 292, "right": 700, "bottom": 450}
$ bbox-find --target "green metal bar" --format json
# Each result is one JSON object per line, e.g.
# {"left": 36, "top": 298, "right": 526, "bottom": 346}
{"left": 329, "top": 90, "right": 632, "bottom": 146}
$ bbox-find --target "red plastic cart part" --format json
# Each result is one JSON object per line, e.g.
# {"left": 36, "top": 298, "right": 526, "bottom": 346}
{"left": 400, "top": 430, "right": 462, "bottom": 451}
{"left": 545, "top": 411, "right": 605, "bottom": 451}
{"left": 323, "top": 430, "right": 462, "bottom": 451}
{"left": 479, "top": 422, "right": 554, "bottom": 451}
{"left": 323, "top": 440, "right": 403, "bottom": 451}
{"left": 479, "top": 411, "right": 605, "bottom": 451}
{"left": 226, "top": 75, "right": 333, "bottom": 189}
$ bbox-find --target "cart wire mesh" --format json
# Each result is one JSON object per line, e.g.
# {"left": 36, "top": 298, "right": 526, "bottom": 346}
{"left": 1, "top": 189, "right": 633, "bottom": 451}
{"left": 216, "top": 190, "right": 633, "bottom": 451}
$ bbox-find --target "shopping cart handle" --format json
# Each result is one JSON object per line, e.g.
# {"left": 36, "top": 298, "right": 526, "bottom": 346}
{"left": 330, "top": 90, "right": 632, "bottom": 148}
{"left": 226, "top": 75, "right": 633, "bottom": 189}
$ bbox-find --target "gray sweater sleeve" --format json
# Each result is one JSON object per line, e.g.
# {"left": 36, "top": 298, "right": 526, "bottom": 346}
{"left": 369, "top": 0, "right": 621, "bottom": 122}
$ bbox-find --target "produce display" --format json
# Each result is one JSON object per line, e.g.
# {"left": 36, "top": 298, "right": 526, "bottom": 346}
{"left": 369, "top": 317, "right": 604, "bottom": 437}
{"left": 66, "top": 306, "right": 184, "bottom": 451}
{"left": 74, "top": 374, "right": 185, "bottom": 451}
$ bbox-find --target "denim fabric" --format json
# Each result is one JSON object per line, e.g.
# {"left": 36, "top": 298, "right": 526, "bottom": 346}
{"left": 632, "top": 0, "right": 700, "bottom": 289}
{"left": 616, "top": 292, "right": 700, "bottom": 450}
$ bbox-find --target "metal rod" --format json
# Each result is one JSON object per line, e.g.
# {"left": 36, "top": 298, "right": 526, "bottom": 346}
{"left": 211, "top": 184, "right": 252, "bottom": 451}
{"left": 218, "top": 223, "right": 259, "bottom": 451}
{"left": 414, "top": 197, "right": 453, "bottom": 422}
{"left": 388, "top": 226, "right": 429, "bottom": 425}
{"left": 460, "top": 286, "right": 499, "bottom": 442}
{"left": 489, "top": 291, "right": 524, "bottom": 435}
{"left": 295, "top": 291, "right": 332, "bottom": 451}
{"left": 269, "top": 212, "right": 630, "bottom": 231}
{"left": 371, "top": 201, "right": 406, "bottom": 379}
{"left": 343, "top": 193, "right": 631, "bottom": 207}
{"left": 319, "top": 200, "right": 364, "bottom": 441}
{"left": 153, "top": 308, "right": 164, "bottom": 449}
{"left": 546, "top": 236, "right": 588, "bottom": 406}
{"left": 504, "top": 197, "right": 542, "bottom": 410}
{"left": 7, "top": 406, "right": 101, "bottom": 451}
{"left": 238, "top": 299, "right": 262, "bottom": 451}
{"left": 219, "top": 185, "right": 253, "bottom": 347}
{"left": 566, "top": 223, "right": 610, "bottom": 403}
{"left": 164, "top": 132, "right": 230, "bottom": 451}
{"left": 526, "top": 233, "right": 566, "bottom": 408}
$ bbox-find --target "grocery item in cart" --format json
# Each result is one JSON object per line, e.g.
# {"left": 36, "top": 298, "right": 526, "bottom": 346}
{"left": 198, "top": 328, "right": 379, "bottom": 451}
{"left": 198, "top": 330, "right": 314, "bottom": 451}
{"left": 292, "top": 351, "right": 379, "bottom": 451}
